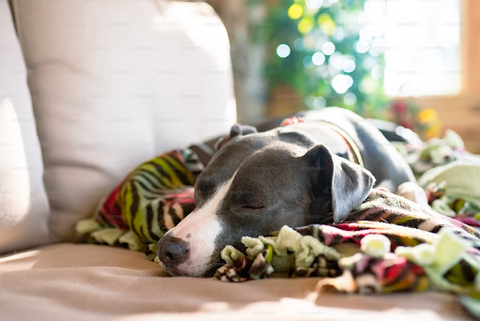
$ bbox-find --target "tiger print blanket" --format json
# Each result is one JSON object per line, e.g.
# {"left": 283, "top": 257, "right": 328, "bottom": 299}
{"left": 75, "top": 143, "right": 480, "bottom": 318}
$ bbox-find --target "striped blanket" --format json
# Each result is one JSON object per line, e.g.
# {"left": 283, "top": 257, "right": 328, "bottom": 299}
{"left": 75, "top": 136, "right": 480, "bottom": 318}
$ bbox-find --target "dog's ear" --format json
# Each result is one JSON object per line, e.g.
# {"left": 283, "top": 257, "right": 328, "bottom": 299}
{"left": 301, "top": 145, "right": 375, "bottom": 223}
{"left": 214, "top": 123, "right": 258, "bottom": 151}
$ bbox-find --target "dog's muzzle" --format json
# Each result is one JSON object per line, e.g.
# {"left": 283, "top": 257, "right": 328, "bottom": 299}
{"left": 157, "top": 235, "right": 189, "bottom": 272}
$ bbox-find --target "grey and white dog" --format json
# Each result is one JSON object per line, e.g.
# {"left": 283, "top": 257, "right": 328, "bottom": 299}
{"left": 157, "top": 108, "right": 426, "bottom": 277}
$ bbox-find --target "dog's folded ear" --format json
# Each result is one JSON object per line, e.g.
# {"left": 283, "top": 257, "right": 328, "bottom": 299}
{"left": 214, "top": 123, "right": 258, "bottom": 151}
{"left": 302, "top": 144, "right": 375, "bottom": 223}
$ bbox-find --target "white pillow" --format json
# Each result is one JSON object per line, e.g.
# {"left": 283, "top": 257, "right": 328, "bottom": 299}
{"left": 0, "top": 0, "right": 51, "bottom": 254}
{"left": 11, "top": 0, "right": 236, "bottom": 241}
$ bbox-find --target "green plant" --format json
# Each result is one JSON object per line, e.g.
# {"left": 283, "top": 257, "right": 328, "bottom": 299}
{"left": 248, "top": 0, "right": 388, "bottom": 117}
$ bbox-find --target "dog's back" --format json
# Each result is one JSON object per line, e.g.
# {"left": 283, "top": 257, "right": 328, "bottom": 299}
{"left": 299, "top": 108, "right": 416, "bottom": 191}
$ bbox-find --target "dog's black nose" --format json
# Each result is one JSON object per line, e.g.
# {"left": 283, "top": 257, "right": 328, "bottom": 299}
{"left": 157, "top": 235, "right": 189, "bottom": 264}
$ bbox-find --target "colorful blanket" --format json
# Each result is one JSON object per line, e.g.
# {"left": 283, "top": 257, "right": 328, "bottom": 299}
{"left": 76, "top": 149, "right": 200, "bottom": 260}
{"left": 75, "top": 131, "right": 480, "bottom": 319}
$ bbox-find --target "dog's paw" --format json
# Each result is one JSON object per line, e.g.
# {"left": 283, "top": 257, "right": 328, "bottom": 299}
{"left": 397, "top": 182, "right": 429, "bottom": 207}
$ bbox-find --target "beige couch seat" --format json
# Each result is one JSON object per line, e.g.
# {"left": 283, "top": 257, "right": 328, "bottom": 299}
{"left": 0, "top": 243, "right": 472, "bottom": 321}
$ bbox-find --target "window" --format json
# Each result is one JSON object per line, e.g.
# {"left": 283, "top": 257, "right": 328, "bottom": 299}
{"left": 383, "top": 0, "right": 461, "bottom": 97}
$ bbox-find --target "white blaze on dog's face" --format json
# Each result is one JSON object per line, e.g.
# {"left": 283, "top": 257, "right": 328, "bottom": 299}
{"left": 158, "top": 172, "right": 237, "bottom": 277}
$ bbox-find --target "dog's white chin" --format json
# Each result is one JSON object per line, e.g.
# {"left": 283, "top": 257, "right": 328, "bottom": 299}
{"left": 159, "top": 253, "right": 219, "bottom": 277}
{"left": 163, "top": 263, "right": 218, "bottom": 278}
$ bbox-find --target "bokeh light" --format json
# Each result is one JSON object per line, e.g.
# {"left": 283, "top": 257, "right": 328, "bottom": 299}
{"left": 342, "top": 59, "right": 356, "bottom": 73}
{"left": 288, "top": 4, "right": 304, "bottom": 20}
{"left": 312, "top": 52, "right": 326, "bottom": 65}
{"left": 318, "top": 13, "right": 336, "bottom": 36}
{"left": 298, "top": 17, "right": 315, "bottom": 34}
{"left": 313, "top": 97, "right": 327, "bottom": 109}
{"left": 306, "top": 0, "right": 323, "bottom": 10}
{"left": 355, "top": 40, "right": 369, "bottom": 53}
{"left": 322, "top": 42, "right": 335, "bottom": 55}
{"left": 331, "top": 74, "right": 353, "bottom": 94}
{"left": 276, "top": 44, "right": 291, "bottom": 58}
{"left": 344, "top": 93, "right": 357, "bottom": 106}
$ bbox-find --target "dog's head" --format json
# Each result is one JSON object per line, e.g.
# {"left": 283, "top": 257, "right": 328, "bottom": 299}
{"left": 157, "top": 124, "right": 375, "bottom": 277}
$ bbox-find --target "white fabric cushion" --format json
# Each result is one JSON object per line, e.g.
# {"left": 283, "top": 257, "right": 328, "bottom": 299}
{"left": 0, "top": 0, "right": 51, "bottom": 253}
{"left": 12, "top": 0, "right": 236, "bottom": 241}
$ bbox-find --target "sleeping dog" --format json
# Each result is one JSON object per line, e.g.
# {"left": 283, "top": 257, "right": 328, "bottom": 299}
{"left": 157, "top": 107, "right": 426, "bottom": 277}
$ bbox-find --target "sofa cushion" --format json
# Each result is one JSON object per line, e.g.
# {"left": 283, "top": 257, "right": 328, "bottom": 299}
{"left": 0, "top": 243, "right": 472, "bottom": 321}
{"left": 0, "top": 0, "right": 50, "bottom": 254}
{"left": 11, "top": 0, "right": 236, "bottom": 241}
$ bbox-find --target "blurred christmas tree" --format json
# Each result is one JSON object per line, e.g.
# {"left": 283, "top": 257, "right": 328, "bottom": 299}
{"left": 248, "top": 0, "right": 389, "bottom": 118}
{"left": 245, "top": 0, "right": 441, "bottom": 138}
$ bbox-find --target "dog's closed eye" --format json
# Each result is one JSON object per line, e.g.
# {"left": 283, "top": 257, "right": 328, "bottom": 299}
{"left": 235, "top": 205, "right": 265, "bottom": 212}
